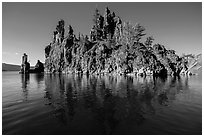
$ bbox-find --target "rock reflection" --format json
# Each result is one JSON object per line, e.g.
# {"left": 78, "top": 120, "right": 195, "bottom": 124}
{"left": 65, "top": 79, "right": 76, "bottom": 122}
{"left": 44, "top": 74, "right": 68, "bottom": 125}
{"left": 21, "top": 74, "right": 30, "bottom": 101}
{"left": 34, "top": 74, "right": 44, "bottom": 89}
{"left": 44, "top": 74, "right": 190, "bottom": 134}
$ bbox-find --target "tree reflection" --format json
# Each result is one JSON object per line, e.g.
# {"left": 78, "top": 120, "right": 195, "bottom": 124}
{"left": 44, "top": 74, "right": 53, "bottom": 105}
{"left": 65, "top": 79, "right": 76, "bottom": 121}
{"left": 21, "top": 74, "right": 30, "bottom": 101}
{"left": 158, "top": 92, "right": 168, "bottom": 106}
{"left": 44, "top": 74, "right": 67, "bottom": 125}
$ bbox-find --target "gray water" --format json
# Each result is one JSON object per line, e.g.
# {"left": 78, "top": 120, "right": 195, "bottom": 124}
{"left": 2, "top": 71, "right": 202, "bottom": 135}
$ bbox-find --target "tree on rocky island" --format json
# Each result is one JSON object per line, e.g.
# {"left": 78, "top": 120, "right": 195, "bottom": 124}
{"left": 91, "top": 8, "right": 104, "bottom": 41}
{"left": 103, "top": 7, "right": 116, "bottom": 39}
{"left": 133, "top": 23, "right": 146, "bottom": 43}
{"left": 145, "top": 36, "right": 154, "bottom": 48}
{"left": 68, "top": 25, "right": 74, "bottom": 36}
{"left": 55, "top": 19, "right": 65, "bottom": 43}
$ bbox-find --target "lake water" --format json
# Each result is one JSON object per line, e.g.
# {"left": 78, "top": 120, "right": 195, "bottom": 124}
{"left": 2, "top": 71, "right": 202, "bottom": 135}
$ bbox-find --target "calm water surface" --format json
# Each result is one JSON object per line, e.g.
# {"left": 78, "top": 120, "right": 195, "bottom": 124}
{"left": 2, "top": 71, "right": 202, "bottom": 135}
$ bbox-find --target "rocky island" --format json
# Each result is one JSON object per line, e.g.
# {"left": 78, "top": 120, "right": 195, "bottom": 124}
{"left": 44, "top": 7, "right": 201, "bottom": 77}
{"left": 19, "top": 53, "right": 44, "bottom": 74}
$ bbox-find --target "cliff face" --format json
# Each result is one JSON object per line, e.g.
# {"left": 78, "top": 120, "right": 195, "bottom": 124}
{"left": 44, "top": 7, "right": 201, "bottom": 76}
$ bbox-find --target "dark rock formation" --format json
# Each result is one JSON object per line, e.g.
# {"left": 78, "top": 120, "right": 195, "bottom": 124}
{"left": 44, "top": 7, "right": 201, "bottom": 77}
{"left": 20, "top": 53, "right": 44, "bottom": 73}
{"left": 20, "top": 53, "right": 30, "bottom": 73}
{"left": 34, "top": 60, "right": 44, "bottom": 73}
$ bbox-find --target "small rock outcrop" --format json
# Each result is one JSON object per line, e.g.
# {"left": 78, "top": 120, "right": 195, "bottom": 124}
{"left": 34, "top": 60, "right": 44, "bottom": 73}
{"left": 20, "top": 53, "right": 44, "bottom": 73}
{"left": 20, "top": 53, "right": 30, "bottom": 73}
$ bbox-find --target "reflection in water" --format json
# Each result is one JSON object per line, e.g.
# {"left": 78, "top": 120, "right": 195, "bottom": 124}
{"left": 158, "top": 92, "right": 168, "bottom": 106}
{"left": 21, "top": 74, "right": 30, "bottom": 101}
{"left": 43, "top": 74, "right": 193, "bottom": 134}
{"left": 2, "top": 71, "right": 201, "bottom": 135}
{"left": 66, "top": 79, "right": 77, "bottom": 122}
{"left": 34, "top": 74, "right": 44, "bottom": 89}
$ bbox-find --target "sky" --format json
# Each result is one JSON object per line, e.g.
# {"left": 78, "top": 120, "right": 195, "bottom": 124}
{"left": 2, "top": 2, "right": 202, "bottom": 66}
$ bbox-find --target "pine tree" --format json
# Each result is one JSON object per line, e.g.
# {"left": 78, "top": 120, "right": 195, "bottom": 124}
{"left": 92, "top": 8, "right": 103, "bottom": 40}
{"left": 133, "top": 23, "right": 146, "bottom": 43}
{"left": 93, "top": 8, "right": 100, "bottom": 29}
{"left": 78, "top": 32, "right": 81, "bottom": 41}
{"left": 145, "top": 36, "right": 154, "bottom": 47}
{"left": 56, "top": 19, "right": 65, "bottom": 39}
{"left": 68, "top": 25, "right": 74, "bottom": 36}
{"left": 103, "top": 7, "right": 111, "bottom": 39}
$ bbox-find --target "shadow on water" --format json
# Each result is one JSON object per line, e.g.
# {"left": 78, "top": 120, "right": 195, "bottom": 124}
{"left": 43, "top": 74, "right": 193, "bottom": 134}
{"left": 21, "top": 74, "right": 30, "bottom": 101}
